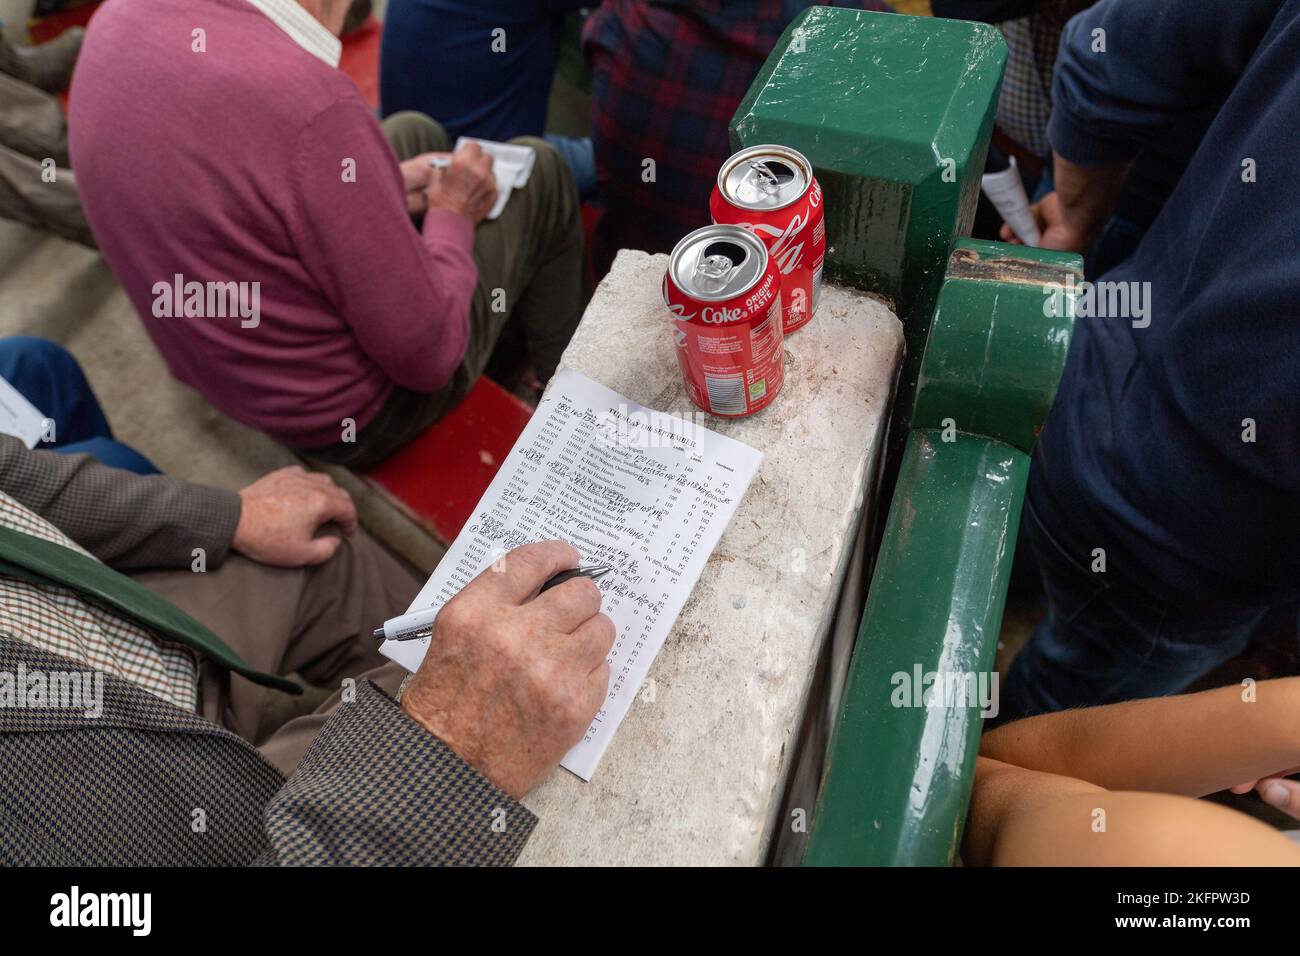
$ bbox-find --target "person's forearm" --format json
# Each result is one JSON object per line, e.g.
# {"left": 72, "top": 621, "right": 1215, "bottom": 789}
{"left": 966, "top": 758, "right": 1300, "bottom": 866}
{"left": 290, "top": 100, "right": 474, "bottom": 396}
{"left": 1050, "top": 151, "right": 1132, "bottom": 252}
{"left": 981, "top": 678, "right": 1300, "bottom": 797}
{"left": 0, "top": 435, "right": 239, "bottom": 570}
{"left": 1048, "top": 0, "right": 1278, "bottom": 164}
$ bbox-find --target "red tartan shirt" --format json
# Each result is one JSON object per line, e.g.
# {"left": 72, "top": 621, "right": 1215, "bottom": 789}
{"left": 583, "top": 1, "right": 891, "bottom": 278}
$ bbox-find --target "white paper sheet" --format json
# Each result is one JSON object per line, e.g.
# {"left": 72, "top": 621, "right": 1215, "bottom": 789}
{"left": 455, "top": 137, "right": 536, "bottom": 220}
{"left": 0, "top": 376, "right": 47, "bottom": 448}
{"left": 981, "top": 157, "right": 1041, "bottom": 246}
{"left": 381, "top": 368, "right": 763, "bottom": 779}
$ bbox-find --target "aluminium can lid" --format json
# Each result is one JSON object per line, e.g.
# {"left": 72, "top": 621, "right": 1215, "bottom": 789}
{"left": 717, "top": 144, "right": 812, "bottom": 212}
{"left": 668, "top": 225, "right": 770, "bottom": 303}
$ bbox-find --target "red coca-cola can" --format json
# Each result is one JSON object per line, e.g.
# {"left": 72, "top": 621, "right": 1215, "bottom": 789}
{"left": 710, "top": 144, "right": 825, "bottom": 335}
{"left": 663, "top": 224, "right": 784, "bottom": 418}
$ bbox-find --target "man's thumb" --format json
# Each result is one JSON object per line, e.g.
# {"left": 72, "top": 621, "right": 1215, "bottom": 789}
{"left": 1258, "top": 778, "right": 1300, "bottom": 819}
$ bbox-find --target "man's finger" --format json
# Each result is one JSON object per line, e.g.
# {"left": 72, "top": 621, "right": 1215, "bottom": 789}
{"left": 425, "top": 165, "right": 444, "bottom": 195}
{"left": 469, "top": 540, "right": 579, "bottom": 604}
{"left": 571, "top": 612, "right": 616, "bottom": 672}
{"left": 303, "top": 469, "right": 341, "bottom": 489}
{"left": 302, "top": 534, "right": 343, "bottom": 566}
{"left": 313, "top": 486, "right": 358, "bottom": 535}
{"left": 456, "top": 141, "right": 484, "bottom": 163}
{"left": 531, "top": 576, "right": 602, "bottom": 632}
{"left": 583, "top": 661, "right": 611, "bottom": 713}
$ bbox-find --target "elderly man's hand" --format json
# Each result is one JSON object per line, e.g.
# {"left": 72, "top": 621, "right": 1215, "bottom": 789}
{"left": 400, "top": 541, "right": 615, "bottom": 798}
{"left": 424, "top": 141, "right": 498, "bottom": 225}
{"left": 400, "top": 155, "right": 439, "bottom": 217}
{"left": 232, "top": 466, "right": 358, "bottom": 567}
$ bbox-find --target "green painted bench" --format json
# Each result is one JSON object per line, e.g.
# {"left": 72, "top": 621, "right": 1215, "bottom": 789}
{"left": 730, "top": 7, "right": 1082, "bottom": 864}
{"left": 805, "top": 239, "right": 1079, "bottom": 865}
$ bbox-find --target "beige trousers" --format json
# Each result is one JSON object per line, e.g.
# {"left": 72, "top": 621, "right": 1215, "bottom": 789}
{"left": 134, "top": 530, "right": 420, "bottom": 776}
{"left": 0, "top": 71, "right": 94, "bottom": 246}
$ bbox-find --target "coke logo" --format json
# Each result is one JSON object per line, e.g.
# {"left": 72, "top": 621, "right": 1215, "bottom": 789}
{"left": 664, "top": 275, "right": 698, "bottom": 321}
{"left": 744, "top": 214, "right": 806, "bottom": 276}
{"left": 809, "top": 180, "right": 822, "bottom": 207}
{"left": 701, "top": 304, "right": 743, "bottom": 324}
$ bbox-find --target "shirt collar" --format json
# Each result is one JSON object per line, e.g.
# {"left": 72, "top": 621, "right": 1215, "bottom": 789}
{"left": 244, "top": 0, "right": 342, "bottom": 68}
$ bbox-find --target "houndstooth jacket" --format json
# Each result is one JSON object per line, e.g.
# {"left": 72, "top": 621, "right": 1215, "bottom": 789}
{"left": 0, "top": 437, "right": 537, "bottom": 865}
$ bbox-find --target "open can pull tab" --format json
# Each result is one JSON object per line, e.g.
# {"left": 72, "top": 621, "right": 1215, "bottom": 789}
{"left": 746, "top": 160, "right": 782, "bottom": 195}
{"left": 694, "top": 252, "right": 736, "bottom": 293}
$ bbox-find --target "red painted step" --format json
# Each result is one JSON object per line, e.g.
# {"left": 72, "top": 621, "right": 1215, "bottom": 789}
{"left": 364, "top": 377, "right": 534, "bottom": 543}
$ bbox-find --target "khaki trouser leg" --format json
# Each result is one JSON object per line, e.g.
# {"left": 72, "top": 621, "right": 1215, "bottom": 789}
{"left": 0, "top": 143, "right": 94, "bottom": 246}
{"left": 0, "top": 74, "right": 93, "bottom": 246}
{"left": 255, "top": 659, "right": 410, "bottom": 776}
{"left": 381, "top": 115, "right": 584, "bottom": 381}
{"left": 0, "top": 72, "right": 68, "bottom": 164}
{"left": 463, "top": 135, "right": 584, "bottom": 383}
{"left": 382, "top": 109, "right": 450, "bottom": 159}
{"left": 133, "top": 529, "right": 421, "bottom": 772}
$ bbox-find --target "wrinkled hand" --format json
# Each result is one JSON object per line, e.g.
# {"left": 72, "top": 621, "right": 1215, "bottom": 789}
{"left": 424, "top": 141, "right": 498, "bottom": 225}
{"left": 401, "top": 541, "right": 615, "bottom": 798}
{"left": 232, "top": 466, "right": 358, "bottom": 567}
{"left": 400, "top": 155, "right": 439, "bottom": 217}
{"left": 1231, "top": 767, "right": 1300, "bottom": 819}
{"left": 1000, "top": 191, "right": 1092, "bottom": 254}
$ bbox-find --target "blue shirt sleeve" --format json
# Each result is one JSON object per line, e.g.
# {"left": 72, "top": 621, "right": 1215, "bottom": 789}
{"left": 1049, "top": 0, "right": 1283, "bottom": 165}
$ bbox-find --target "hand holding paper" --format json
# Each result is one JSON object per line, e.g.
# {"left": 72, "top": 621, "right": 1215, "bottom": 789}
{"left": 399, "top": 540, "right": 615, "bottom": 799}
{"left": 0, "top": 376, "right": 48, "bottom": 448}
{"left": 383, "top": 370, "right": 762, "bottom": 779}
{"left": 447, "top": 137, "right": 536, "bottom": 220}
{"left": 424, "top": 141, "right": 499, "bottom": 224}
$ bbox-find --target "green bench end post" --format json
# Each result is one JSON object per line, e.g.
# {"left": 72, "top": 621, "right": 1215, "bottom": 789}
{"left": 803, "top": 241, "right": 1080, "bottom": 866}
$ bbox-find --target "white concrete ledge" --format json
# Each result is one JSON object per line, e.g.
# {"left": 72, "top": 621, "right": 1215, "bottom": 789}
{"left": 518, "top": 249, "right": 903, "bottom": 865}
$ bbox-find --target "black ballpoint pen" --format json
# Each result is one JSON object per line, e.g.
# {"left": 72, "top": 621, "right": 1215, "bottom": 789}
{"left": 539, "top": 564, "right": 612, "bottom": 593}
{"left": 373, "top": 565, "right": 612, "bottom": 642}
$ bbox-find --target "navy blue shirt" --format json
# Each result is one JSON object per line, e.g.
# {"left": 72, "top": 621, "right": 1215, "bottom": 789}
{"left": 1034, "top": 0, "right": 1300, "bottom": 605}
{"left": 379, "top": 0, "right": 587, "bottom": 140}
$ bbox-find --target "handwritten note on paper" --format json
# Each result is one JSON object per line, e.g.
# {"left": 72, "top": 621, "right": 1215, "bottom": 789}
{"left": 380, "top": 368, "right": 763, "bottom": 779}
{"left": 0, "top": 376, "right": 47, "bottom": 448}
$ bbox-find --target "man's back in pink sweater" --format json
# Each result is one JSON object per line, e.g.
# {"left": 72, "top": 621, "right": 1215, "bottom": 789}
{"left": 69, "top": 0, "right": 474, "bottom": 448}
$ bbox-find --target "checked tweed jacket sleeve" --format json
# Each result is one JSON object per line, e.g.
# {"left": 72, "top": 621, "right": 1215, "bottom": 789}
{"left": 0, "top": 434, "right": 241, "bottom": 570}
{"left": 0, "top": 636, "right": 538, "bottom": 866}
{"left": 0, "top": 438, "right": 539, "bottom": 865}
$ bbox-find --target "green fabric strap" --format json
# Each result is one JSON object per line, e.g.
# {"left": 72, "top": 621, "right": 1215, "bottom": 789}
{"left": 0, "top": 525, "right": 300, "bottom": 695}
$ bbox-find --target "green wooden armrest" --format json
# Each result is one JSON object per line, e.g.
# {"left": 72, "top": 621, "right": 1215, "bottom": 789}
{"left": 730, "top": 8, "right": 1082, "bottom": 864}
{"left": 803, "top": 240, "right": 1081, "bottom": 866}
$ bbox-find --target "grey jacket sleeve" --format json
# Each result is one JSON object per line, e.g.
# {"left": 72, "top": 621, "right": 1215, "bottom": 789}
{"left": 259, "top": 680, "right": 538, "bottom": 866}
{"left": 0, "top": 434, "right": 241, "bottom": 571}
